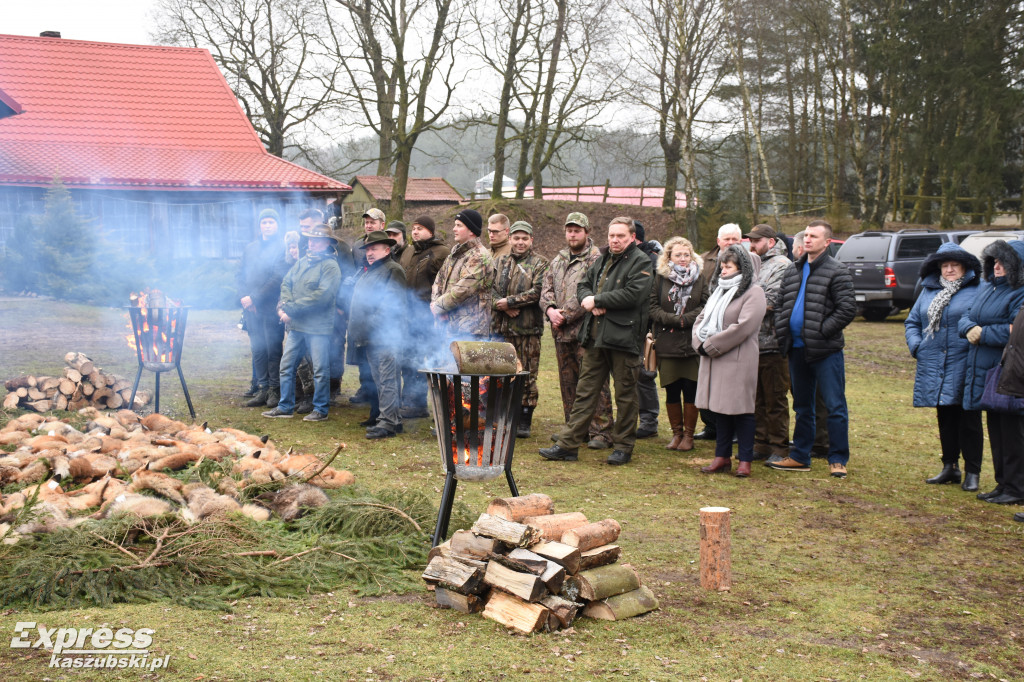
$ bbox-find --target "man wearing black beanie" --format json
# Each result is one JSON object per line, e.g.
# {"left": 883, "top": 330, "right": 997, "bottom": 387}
{"left": 431, "top": 209, "right": 494, "bottom": 338}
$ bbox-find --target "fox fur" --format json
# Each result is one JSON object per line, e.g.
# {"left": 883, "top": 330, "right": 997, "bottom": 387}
{"left": 97, "top": 493, "right": 174, "bottom": 519}
{"left": 182, "top": 483, "right": 241, "bottom": 519}
{"left": 128, "top": 470, "right": 185, "bottom": 505}
{"left": 258, "top": 484, "right": 328, "bottom": 521}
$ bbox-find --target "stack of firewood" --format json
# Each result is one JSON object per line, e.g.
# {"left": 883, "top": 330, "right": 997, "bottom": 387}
{"left": 3, "top": 352, "right": 151, "bottom": 412}
{"left": 422, "top": 494, "right": 658, "bottom": 634}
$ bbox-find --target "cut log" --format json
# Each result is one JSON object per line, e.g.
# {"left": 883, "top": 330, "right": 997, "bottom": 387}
{"left": 15, "top": 387, "right": 29, "bottom": 398}
{"left": 58, "top": 378, "right": 77, "bottom": 395}
{"left": 63, "top": 367, "right": 82, "bottom": 383}
{"left": 576, "top": 563, "right": 640, "bottom": 601}
{"left": 435, "top": 586, "right": 486, "bottom": 614}
{"left": 450, "top": 529, "right": 501, "bottom": 559}
{"left": 52, "top": 393, "right": 69, "bottom": 411}
{"left": 87, "top": 370, "right": 104, "bottom": 387}
{"left": 530, "top": 541, "right": 581, "bottom": 574}
{"left": 578, "top": 544, "right": 621, "bottom": 571}
{"left": 3, "top": 392, "right": 20, "bottom": 409}
{"left": 449, "top": 341, "right": 520, "bottom": 375}
{"left": 112, "top": 379, "right": 131, "bottom": 393}
{"left": 422, "top": 555, "right": 485, "bottom": 595}
{"left": 80, "top": 382, "right": 95, "bottom": 397}
{"left": 561, "top": 518, "right": 621, "bottom": 552}
{"left": 483, "top": 561, "right": 546, "bottom": 602}
{"left": 581, "top": 585, "right": 659, "bottom": 621}
{"left": 38, "top": 377, "right": 61, "bottom": 392}
{"left": 69, "top": 398, "right": 89, "bottom": 411}
{"left": 523, "top": 512, "right": 588, "bottom": 542}
{"left": 540, "top": 594, "right": 581, "bottom": 629}
{"left": 482, "top": 590, "right": 549, "bottom": 634}
{"left": 506, "top": 549, "right": 564, "bottom": 593}
{"left": 105, "top": 392, "right": 123, "bottom": 409}
{"left": 25, "top": 400, "right": 52, "bottom": 413}
{"left": 64, "top": 352, "right": 95, "bottom": 376}
{"left": 471, "top": 513, "right": 540, "bottom": 547}
{"left": 559, "top": 574, "right": 581, "bottom": 602}
{"left": 93, "top": 387, "right": 114, "bottom": 406}
{"left": 502, "top": 548, "right": 551, "bottom": 575}
{"left": 486, "top": 493, "right": 554, "bottom": 522}
{"left": 427, "top": 539, "right": 452, "bottom": 562}
{"left": 27, "top": 387, "right": 46, "bottom": 401}
{"left": 4, "top": 375, "right": 36, "bottom": 391}
{"left": 103, "top": 373, "right": 117, "bottom": 387}
{"left": 699, "top": 506, "right": 731, "bottom": 591}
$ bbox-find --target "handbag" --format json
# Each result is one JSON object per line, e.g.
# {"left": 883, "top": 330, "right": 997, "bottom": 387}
{"left": 643, "top": 332, "right": 658, "bottom": 372}
{"left": 980, "top": 364, "right": 1024, "bottom": 414}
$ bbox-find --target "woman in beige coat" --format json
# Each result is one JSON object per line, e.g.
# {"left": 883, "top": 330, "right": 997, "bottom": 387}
{"left": 692, "top": 245, "right": 766, "bottom": 477}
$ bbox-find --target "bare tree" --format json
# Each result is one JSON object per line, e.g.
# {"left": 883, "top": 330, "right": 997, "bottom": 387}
{"left": 622, "top": 0, "right": 728, "bottom": 243}
{"left": 327, "top": 0, "right": 464, "bottom": 218}
{"left": 152, "top": 0, "right": 343, "bottom": 158}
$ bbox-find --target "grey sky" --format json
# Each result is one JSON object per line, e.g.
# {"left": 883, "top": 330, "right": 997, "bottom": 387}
{"left": 1, "top": 0, "right": 157, "bottom": 45}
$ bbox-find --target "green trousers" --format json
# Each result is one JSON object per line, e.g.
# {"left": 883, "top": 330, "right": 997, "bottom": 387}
{"left": 556, "top": 346, "right": 640, "bottom": 453}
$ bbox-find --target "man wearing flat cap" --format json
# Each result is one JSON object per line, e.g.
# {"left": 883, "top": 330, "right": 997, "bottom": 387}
{"left": 431, "top": 209, "right": 495, "bottom": 339}
{"left": 746, "top": 224, "right": 793, "bottom": 462}
{"left": 263, "top": 223, "right": 342, "bottom": 422}
{"left": 385, "top": 220, "right": 408, "bottom": 263}
{"left": 491, "top": 221, "right": 550, "bottom": 437}
{"left": 349, "top": 230, "right": 407, "bottom": 438}
{"left": 540, "top": 211, "right": 614, "bottom": 449}
{"left": 398, "top": 215, "right": 450, "bottom": 417}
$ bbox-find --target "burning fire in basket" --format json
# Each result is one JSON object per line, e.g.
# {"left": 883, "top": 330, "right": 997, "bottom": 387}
{"left": 448, "top": 377, "right": 503, "bottom": 466}
{"left": 124, "top": 289, "right": 183, "bottom": 364}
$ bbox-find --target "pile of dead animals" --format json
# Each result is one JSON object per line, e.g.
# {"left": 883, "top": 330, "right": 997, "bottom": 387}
{"left": 0, "top": 408, "right": 353, "bottom": 542}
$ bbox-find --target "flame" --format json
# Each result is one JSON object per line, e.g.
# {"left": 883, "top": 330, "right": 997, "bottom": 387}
{"left": 448, "top": 378, "right": 502, "bottom": 466}
{"left": 125, "top": 290, "right": 183, "bottom": 363}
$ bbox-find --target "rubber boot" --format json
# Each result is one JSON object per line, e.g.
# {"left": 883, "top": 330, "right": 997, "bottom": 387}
{"left": 678, "top": 404, "right": 698, "bottom": 451}
{"left": 665, "top": 403, "right": 684, "bottom": 450}
{"left": 517, "top": 406, "right": 534, "bottom": 438}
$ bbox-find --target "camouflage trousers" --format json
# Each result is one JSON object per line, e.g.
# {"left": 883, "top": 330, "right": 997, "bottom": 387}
{"left": 553, "top": 339, "right": 613, "bottom": 443}
{"left": 505, "top": 334, "right": 541, "bottom": 408}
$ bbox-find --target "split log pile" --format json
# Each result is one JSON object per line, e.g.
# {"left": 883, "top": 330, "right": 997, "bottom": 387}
{"left": 422, "top": 493, "right": 658, "bottom": 634}
{"left": 3, "top": 352, "right": 152, "bottom": 413}
{"left": 0, "top": 407, "right": 354, "bottom": 542}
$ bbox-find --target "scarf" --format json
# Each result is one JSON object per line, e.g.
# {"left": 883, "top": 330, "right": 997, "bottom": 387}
{"left": 924, "top": 275, "right": 966, "bottom": 339}
{"left": 695, "top": 272, "right": 742, "bottom": 343}
{"left": 667, "top": 261, "right": 699, "bottom": 316}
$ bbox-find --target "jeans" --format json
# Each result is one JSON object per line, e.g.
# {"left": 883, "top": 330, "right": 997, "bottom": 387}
{"left": 278, "top": 331, "right": 331, "bottom": 415}
{"left": 788, "top": 348, "right": 849, "bottom": 466}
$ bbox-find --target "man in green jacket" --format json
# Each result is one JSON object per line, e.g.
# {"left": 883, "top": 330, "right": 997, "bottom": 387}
{"left": 263, "top": 223, "right": 343, "bottom": 422}
{"left": 540, "top": 217, "right": 654, "bottom": 465}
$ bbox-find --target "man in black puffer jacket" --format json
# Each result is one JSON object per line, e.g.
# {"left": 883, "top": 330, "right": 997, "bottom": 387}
{"left": 770, "top": 220, "right": 856, "bottom": 477}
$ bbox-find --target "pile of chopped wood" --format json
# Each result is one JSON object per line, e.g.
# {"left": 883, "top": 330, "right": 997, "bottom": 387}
{"left": 0, "top": 408, "right": 354, "bottom": 542}
{"left": 422, "top": 494, "right": 658, "bottom": 634}
{"left": 3, "top": 352, "right": 151, "bottom": 412}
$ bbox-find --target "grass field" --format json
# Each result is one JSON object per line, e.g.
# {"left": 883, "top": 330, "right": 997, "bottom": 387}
{"left": 1, "top": 298, "right": 1022, "bottom": 681}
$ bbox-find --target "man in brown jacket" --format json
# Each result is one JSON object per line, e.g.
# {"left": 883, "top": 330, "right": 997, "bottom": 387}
{"left": 539, "top": 212, "right": 614, "bottom": 449}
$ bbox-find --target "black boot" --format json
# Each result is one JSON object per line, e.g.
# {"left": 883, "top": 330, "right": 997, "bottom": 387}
{"left": 244, "top": 388, "right": 268, "bottom": 407}
{"left": 961, "top": 472, "right": 980, "bottom": 492}
{"left": 516, "top": 406, "right": 534, "bottom": 438}
{"left": 926, "top": 462, "right": 961, "bottom": 485}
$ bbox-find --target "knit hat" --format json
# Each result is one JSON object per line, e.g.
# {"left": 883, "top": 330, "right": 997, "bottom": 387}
{"left": 284, "top": 230, "right": 300, "bottom": 247}
{"left": 634, "top": 221, "right": 645, "bottom": 242}
{"left": 412, "top": 215, "right": 436, "bottom": 234}
{"left": 455, "top": 209, "right": 483, "bottom": 236}
{"left": 258, "top": 208, "right": 279, "bottom": 224}
{"left": 510, "top": 221, "right": 533, "bottom": 236}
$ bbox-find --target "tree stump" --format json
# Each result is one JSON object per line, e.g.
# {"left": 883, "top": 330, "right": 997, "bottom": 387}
{"left": 699, "top": 506, "right": 731, "bottom": 591}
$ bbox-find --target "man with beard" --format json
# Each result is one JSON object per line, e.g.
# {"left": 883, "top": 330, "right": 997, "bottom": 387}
{"left": 540, "top": 217, "right": 654, "bottom": 466}
{"left": 238, "top": 208, "right": 289, "bottom": 409}
{"left": 399, "top": 215, "right": 450, "bottom": 418}
{"left": 539, "top": 212, "right": 614, "bottom": 449}
{"left": 263, "top": 223, "right": 343, "bottom": 422}
{"left": 349, "top": 231, "right": 407, "bottom": 439}
{"left": 431, "top": 209, "right": 495, "bottom": 339}
{"left": 491, "top": 221, "right": 549, "bottom": 438}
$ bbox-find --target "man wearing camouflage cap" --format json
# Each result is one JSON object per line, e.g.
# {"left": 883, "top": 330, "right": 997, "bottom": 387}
{"left": 491, "top": 221, "right": 550, "bottom": 437}
{"left": 539, "top": 212, "right": 614, "bottom": 449}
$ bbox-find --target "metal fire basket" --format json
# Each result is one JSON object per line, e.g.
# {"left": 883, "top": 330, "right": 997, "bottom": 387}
{"left": 422, "top": 368, "right": 528, "bottom": 546}
{"left": 126, "top": 306, "right": 195, "bottom": 419}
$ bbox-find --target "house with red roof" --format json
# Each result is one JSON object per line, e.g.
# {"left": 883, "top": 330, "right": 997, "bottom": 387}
{"left": 0, "top": 33, "right": 349, "bottom": 259}
{"left": 342, "top": 175, "right": 462, "bottom": 226}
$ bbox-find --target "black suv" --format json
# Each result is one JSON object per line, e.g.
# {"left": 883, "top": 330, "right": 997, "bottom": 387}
{"left": 835, "top": 229, "right": 977, "bottom": 321}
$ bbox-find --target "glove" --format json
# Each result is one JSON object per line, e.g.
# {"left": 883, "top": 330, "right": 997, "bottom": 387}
{"left": 966, "top": 326, "right": 983, "bottom": 344}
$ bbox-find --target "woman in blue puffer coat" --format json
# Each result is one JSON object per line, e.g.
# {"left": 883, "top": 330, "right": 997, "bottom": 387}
{"left": 958, "top": 239, "right": 1024, "bottom": 504}
{"left": 905, "top": 243, "right": 982, "bottom": 490}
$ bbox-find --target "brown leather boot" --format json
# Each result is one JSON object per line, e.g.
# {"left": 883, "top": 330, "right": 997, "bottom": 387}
{"left": 665, "top": 403, "right": 684, "bottom": 449}
{"left": 701, "top": 457, "right": 732, "bottom": 474}
{"left": 735, "top": 461, "right": 752, "bottom": 478}
{"left": 678, "top": 403, "right": 698, "bottom": 451}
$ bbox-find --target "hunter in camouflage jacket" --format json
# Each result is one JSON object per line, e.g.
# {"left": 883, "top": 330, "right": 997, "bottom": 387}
{"left": 539, "top": 238, "right": 604, "bottom": 342}
{"left": 431, "top": 236, "right": 495, "bottom": 337}
{"left": 491, "top": 249, "right": 550, "bottom": 337}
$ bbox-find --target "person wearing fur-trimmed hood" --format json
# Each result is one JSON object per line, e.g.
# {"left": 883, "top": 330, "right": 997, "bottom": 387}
{"left": 692, "top": 245, "right": 767, "bottom": 477}
{"left": 905, "top": 242, "right": 983, "bottom": 490}
{"left": 958, "top": 239, "right": 1024, "bottom": 504}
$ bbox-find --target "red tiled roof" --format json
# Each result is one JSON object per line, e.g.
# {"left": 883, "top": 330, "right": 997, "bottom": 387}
{"left": 354, "top": 175, "right": 462, "bottom": 202}
{"left": 0, "top": 34, "right": 349, "bottom": 192}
